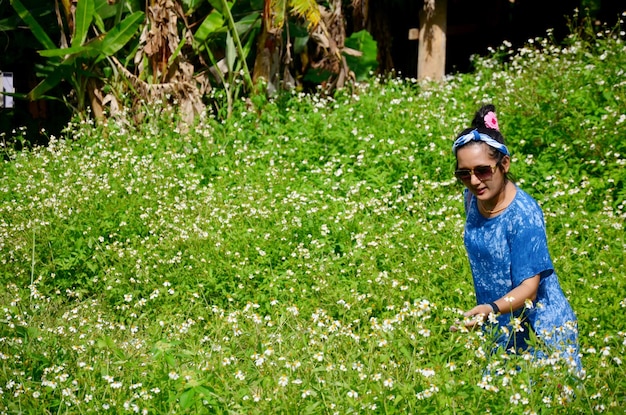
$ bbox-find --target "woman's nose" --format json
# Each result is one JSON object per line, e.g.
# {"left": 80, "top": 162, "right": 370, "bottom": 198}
{"left": 469, "top": 173, "right": 482, "bottom": 186}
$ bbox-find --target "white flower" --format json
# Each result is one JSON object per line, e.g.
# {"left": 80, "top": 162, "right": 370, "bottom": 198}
{"left": 417, "top": 368, "right": 436, "bottom": 378}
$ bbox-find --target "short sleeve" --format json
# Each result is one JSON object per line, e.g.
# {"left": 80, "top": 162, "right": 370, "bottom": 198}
{"left": 509, "top": 203, "right": 554, "bottom": 287}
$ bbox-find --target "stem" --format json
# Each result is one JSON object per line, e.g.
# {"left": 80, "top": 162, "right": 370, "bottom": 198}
{"left": 220, "top": 0, "right": 254, "bottom": 92}
{"left": 30, "top": 226, "right": 35, "bottom": 290}
{"left": 206, "top": 47, "right": 233, "bottom": 118}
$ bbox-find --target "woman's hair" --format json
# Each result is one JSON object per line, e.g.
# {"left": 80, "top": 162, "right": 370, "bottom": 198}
{"left": 470, "top": 104, "right": 505, "bottom": 143}
{"left": 455, "top": 104, "right": 512, "bottom": 180}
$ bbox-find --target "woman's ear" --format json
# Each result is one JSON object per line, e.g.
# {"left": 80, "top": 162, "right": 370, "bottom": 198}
{"left": 500, "top": 155, "right": 511, "bottom": 173}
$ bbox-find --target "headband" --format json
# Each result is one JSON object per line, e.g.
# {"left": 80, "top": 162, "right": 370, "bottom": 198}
{"left": 452, "top": 129, "right": 510, "bottom": 156}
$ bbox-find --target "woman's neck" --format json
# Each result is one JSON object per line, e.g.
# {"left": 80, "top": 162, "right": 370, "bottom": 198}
{"left": 479, "top": 181, "right": 514, "bottom": 216}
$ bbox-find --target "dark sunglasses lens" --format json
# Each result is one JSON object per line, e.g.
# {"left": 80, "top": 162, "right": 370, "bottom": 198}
{"left": 474, "top": 166, "right": 493, "bottom": 180}
{"left": 455, "top": 170, "right": 471, "bottom": 181}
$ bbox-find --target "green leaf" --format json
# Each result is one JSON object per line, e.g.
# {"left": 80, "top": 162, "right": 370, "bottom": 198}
{"left": 94, "top": 0, "right": 119, "bottom": 20}
{"left": 168, "top": 33, "right": 187, "bottom": 67}
{"left": 194, "top": 10, "right": 225, "bottom": 43}
{"left": 72, "top": 0, "right": 95, "bottom": 47}
{"left": 239, "top": 24, "right": 258, "bottom": 61}
{"left": 28, "top": 63, "right": 69, "bottom": 100}
{"left": 182, "top": 0, "right": 205, "bottom": 13}
{"left": 96, "top": 335, "right": 117, "bottom": 349}
{"left": 293, "top": 36, "right": 308, "bottom": 54}
{"left": 179, "top": 388, "right": 196, "bottom": 410}
{"left": 194, "top": 385, "right": 222, "bottom": 407}
{"left": 92, "top": 11, "right": 144, "bottom": 58}
{"left": 93, "top": 13, "right": 106, "bottom": 33}
{"left": 165, "top": 353, "right": 177, "bottom": 367}
{"left": 234, "top": 11, "right": 261, "bottom": 35}
{"left": 0, "top": 15, "right": 21, "bottom": 31}
{"left": 302, "top": 401, "right": 322, "bottom": 414}
{"left": 208, "top": 0, "right": 231, "bottom": 15}
{"left": 344, "top": 30, "right": 378, "bottom": 81}
{"left": 194, "top": 385, "right": 216, "bottom": 397}
{"left": 39, "top": 46, "right": 88, "bottom": 58}
{"left": 225, "top": 31, "right": 235, "bottom": 73}
{"left": 10, "top": 0, "right": 56, "bottom": 50}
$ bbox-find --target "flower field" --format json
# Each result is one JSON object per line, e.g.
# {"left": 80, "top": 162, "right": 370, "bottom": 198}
{"left": 1, "top": 19, "right": 625, "bottom": 414}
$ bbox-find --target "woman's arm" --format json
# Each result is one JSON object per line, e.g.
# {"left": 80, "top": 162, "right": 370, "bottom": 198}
{"left": 462, "top": 274, "right": 540, "bottom": 327}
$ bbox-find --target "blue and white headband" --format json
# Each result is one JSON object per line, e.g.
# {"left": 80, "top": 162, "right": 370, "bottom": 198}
{"left": 452, "top": 129, "right": 510, "bottom": 156}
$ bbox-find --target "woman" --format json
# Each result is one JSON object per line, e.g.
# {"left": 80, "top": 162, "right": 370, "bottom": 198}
{"left": 452, "top": 104, "right": 582, "bottom": 374}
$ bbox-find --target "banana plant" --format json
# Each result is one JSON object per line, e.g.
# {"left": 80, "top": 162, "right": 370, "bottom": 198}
{"left": 192, "top": 0, "right": 323, "bottom": 115}
{"left": 193, "top": 0, "right": 260, "bottom": 117}
{"left": 10, "top": 0, "right": 144, "bottom": 115}
{"left": 251, "top": 0, "right": 320, "bottom": 92}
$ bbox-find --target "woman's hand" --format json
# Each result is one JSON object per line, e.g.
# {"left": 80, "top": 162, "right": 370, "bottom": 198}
{"left": 450, "top": 304, "right": 493, "bottom": 332}
{"left": 450, "top": 275, "right": 541, "bottom": 332}
{"left": 463, "top": 304, "right": 493, "bottom": 328}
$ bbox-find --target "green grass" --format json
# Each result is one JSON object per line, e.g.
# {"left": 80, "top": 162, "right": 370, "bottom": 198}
{"left": 0, "top": 20, "right": 625, "bottom": 414}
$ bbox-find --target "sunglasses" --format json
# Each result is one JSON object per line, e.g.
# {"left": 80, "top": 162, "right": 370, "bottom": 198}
{"left": 454, "top": 164, "right": 499, "bottom": 182}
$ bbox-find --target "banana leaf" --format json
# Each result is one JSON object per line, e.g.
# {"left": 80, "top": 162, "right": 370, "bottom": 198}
{"left": 194, "top": 10, "right": 225, "bottom": 44}
{"left": 93, "top": 11, "right": 144, "bottom": 58}
{"left": 72, "top": 0, "right": 95, "bottom": 48}
{"left": 29, "top": 11, "right": 144, "bottom": 100}
{"left": 10, "top": 0, "right": 56, "bottom": 50}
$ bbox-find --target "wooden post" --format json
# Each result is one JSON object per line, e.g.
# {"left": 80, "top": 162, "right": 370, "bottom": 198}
{"left": 418, "top": 0, "right": 447, "bottom": 81}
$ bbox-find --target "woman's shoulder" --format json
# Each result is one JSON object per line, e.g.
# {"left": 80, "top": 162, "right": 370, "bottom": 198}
{"left": 512, "top": 186, "right": 541, "bottom": 209}
{"left": 510, "top": 185, "right": 546, "bottom": 224}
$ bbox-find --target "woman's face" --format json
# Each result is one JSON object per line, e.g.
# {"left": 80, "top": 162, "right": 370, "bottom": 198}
{"left": 455, "top": 143, "right": 510, "bottom": 203}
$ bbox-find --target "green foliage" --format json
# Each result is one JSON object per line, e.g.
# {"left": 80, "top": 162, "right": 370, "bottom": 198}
{"left": 344, "top": 30, "right": 379, "bottom": 81}
{"left": 9, "top": 0, "right": 144, "bottom": 112}
{"left": 0, "top": 20, "right": 625, "bottom": 414}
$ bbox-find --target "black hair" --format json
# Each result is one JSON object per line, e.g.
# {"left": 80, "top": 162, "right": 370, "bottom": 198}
{"left": 454, "top": 104, "right": 513, "bottom": 181}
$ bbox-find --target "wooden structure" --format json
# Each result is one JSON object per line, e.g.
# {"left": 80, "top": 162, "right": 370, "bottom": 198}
{"left": 418, "top": 0, "right": 447, "bottom": 81}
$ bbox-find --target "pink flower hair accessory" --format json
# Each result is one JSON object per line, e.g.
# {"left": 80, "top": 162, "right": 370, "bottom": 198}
{"left": 484, "top": 111, "right": 499, "bottom": 131}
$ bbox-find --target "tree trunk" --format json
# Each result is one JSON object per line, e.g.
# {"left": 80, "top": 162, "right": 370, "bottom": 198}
{"left": 251, "top": 25, "right": 281, "bottom": 94}
{"left": 252, "top": 0, "right": 283, "bottom": 94}
{"left": 418, "top": 0, "right": 447, "bottom": 81}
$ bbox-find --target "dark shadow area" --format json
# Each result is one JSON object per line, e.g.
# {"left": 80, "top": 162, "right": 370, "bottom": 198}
{"left": 0, "top": 0, "right": 72, "bottom": 148}
{"left": 381, "top": 0, "right": 624, "bottom": 77}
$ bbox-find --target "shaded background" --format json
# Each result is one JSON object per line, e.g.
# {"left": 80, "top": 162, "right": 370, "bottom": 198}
{"left": 0, "top": 0, "right": 623, "bottom": 145}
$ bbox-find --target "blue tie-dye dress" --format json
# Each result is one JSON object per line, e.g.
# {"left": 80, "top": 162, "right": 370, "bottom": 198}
{"left": 463, "top": 186, "right": 582, "bottom": 372}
